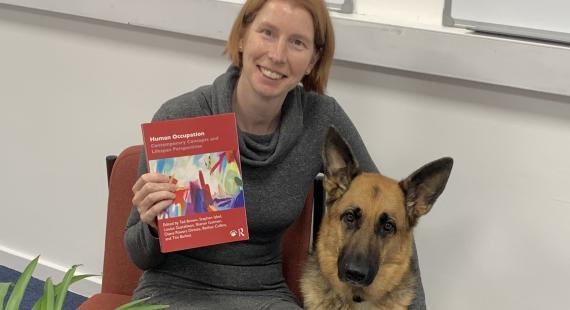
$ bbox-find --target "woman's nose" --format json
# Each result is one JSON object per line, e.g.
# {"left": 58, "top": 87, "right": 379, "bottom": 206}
{"left": 268, "top": 39, "right": 287, "bottom": 64}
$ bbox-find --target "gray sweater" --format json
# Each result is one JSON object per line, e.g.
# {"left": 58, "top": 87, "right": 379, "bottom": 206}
{"left": 124, "top": 66, "right": 426, "bottom": 309}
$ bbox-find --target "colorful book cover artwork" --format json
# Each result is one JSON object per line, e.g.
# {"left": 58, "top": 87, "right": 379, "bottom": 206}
{"left": 149, "top": 150, "right": 245, "bottom": 219}
{"left": 141, "top": 113, "right": 249, "bottom": 253}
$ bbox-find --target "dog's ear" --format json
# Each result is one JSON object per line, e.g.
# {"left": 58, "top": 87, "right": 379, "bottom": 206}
{"left": 322, "top": 127, "right": 360, "bottom": 206}
{"left": 399, "top": 157, "right": 453, "bottom": 227}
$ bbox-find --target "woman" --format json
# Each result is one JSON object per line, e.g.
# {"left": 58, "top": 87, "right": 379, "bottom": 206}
{"left": 125, "top": 0, "right": 426, "bottom": 309}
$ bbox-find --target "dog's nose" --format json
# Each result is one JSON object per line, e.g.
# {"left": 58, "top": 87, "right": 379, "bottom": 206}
{"left": 345, "top": 263, "right": 368, "bottom": 283}
{"left": 338, "top": 255, "right": 377, "bottom": 287}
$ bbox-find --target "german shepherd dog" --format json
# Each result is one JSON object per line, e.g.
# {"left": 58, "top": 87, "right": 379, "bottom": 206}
{"left": 301, "top": 128, "right": 453, "bottom": 310}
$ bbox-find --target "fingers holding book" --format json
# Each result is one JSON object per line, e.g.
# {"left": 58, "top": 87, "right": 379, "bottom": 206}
{"left": 132, "top": 173, "right": 177, "bottom": 230}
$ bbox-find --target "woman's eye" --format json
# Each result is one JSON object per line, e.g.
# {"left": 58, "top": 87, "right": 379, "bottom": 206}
{"left": 293, "top": 39, "right": 305, "bottom": 47}
{"left": 261, "top": 29, "right": 272, "bottom": 37}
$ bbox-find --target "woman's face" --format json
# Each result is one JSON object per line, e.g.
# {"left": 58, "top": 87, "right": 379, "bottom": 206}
{"left": 238, "top": 0, "right": 319, "bottom": 102}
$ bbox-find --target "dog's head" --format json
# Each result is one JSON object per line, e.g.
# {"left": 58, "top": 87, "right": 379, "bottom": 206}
{"left": 317, "top": 127, "right": 453, "bottom": 303}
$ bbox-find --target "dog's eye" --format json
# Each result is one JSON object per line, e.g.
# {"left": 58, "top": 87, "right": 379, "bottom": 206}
{"left": 343, "top": 212, "right": 355, "bottom": 224}
{"left": 341, "top": 210, "right": 359, "bottom": 229}
{"left": 382, "top": 222, "right": 395, "bottom": 234}
{"left": 376, "top": 213, "right": 397, "bottom": 237}
{"left": 341, "top": 208, "right": 361, "bottom": 230}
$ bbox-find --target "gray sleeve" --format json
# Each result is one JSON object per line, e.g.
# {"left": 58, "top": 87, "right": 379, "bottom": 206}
{"left": 329, "top": 100, "right": 427, "bottom": 309}
{"left": 123, "top": 90, "right": 212, "bottom": 270}
{"left": 408, "top": 242, "right": 427, "bottom": 310}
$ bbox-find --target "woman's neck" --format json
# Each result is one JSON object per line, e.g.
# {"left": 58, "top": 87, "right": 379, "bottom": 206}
{"left": 233, "top": 78, "right": 284, "bottom": 135}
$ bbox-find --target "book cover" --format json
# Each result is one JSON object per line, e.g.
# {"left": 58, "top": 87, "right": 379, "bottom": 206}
{"left": 141, "top": 113, "right": 248, "bottom": 253}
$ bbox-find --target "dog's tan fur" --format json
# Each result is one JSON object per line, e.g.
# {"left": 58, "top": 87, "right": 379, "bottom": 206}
{"left": 301, "top": 128, "right": 452, "bottom": 310}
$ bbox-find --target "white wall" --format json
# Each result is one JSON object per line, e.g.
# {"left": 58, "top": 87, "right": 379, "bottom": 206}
{"left": 1, "top": 3, "right": 569, "bottom": 309}
{"left": 356, "top": 0, "right": 443, "bottom": 25}
{"left": 0, "top": 4, "right": 229, "bottom": 293}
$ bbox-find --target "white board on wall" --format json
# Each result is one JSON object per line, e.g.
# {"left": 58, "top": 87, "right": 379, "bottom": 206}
{"left": 444, "top": 0, "right": 570, "bottom": 44}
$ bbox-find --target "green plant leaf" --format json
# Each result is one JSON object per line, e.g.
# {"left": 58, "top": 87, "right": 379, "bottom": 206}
{"left": 114, "top": 297, "right": 150, "bottom": 310}
{"left": 5, "top": 255, "right": 39, "bottom": 310}
{"left": 30, "top": 289, "right": 41, "bottom": 310}
{"left": 0, "top": 283, "right": 13, "bottom": 310}
{"left": 30, "top": 299, "right": 41, "bottom": 310}
{"left": 30, "top": 272, "right": 97, "bottom": 310}
{"left": 53, "top": 264, "right": 78, "bottom": 310}
{"left": 114, "top": 297, "right": 169, "bottom": 310}
{"left": 43, "top": 278, "right": 54, "bottom": 310}
{"left": 30, "top": 273, "right": 98, "bottom": 310}
{"left": 123, "top": 306, "right": 169, "bottom": 310}
{"left": 30, "top": 280, "right": 50, "bottom": 310}
{"left": 53, "top": 273, "right": 96, "bottom": 293}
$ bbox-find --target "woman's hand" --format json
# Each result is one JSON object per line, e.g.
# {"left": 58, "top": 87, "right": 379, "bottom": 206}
{"left": 132, "top": 173, "right": 177, "bottom": 230}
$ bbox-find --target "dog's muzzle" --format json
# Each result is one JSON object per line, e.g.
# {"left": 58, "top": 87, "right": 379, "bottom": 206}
{"left": 338, "top": 252, "right": 378, "bottom": 287}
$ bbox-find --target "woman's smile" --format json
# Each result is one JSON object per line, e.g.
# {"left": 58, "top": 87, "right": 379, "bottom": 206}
{"left": 258, "top": 65, "right": 286, "bottom": 80}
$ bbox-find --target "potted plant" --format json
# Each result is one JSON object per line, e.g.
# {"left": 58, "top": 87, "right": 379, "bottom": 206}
{"left": 0, "top": 256, "right": 167, "bottom": 310}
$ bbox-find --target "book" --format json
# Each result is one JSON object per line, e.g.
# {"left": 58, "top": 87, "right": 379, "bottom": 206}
{"left": 141, "top": 113, "right": 249, "bottom": 253}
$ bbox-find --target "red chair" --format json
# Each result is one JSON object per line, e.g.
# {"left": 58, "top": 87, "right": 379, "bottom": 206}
{"left": 79, "top": 145, "right": 323, "bottom": 309}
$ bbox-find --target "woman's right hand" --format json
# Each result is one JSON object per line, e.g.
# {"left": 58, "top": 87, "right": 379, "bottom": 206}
{"left": 132, "top": 173, "right": 177, "bottom": 230}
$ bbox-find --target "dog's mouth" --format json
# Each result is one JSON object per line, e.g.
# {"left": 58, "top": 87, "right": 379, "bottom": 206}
{"left": 343, "top": 278, "right": 370, "bottom": 288}
{"left": 353, "top": 295, "right": 364, "bottom": 303}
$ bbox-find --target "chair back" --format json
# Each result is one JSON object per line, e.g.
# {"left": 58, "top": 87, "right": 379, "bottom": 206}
{"left": 282, "top": 185, "right": 313, "bottom": 303}
{"left": 101, "top": 145, "right": 143, "bottom": 295}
